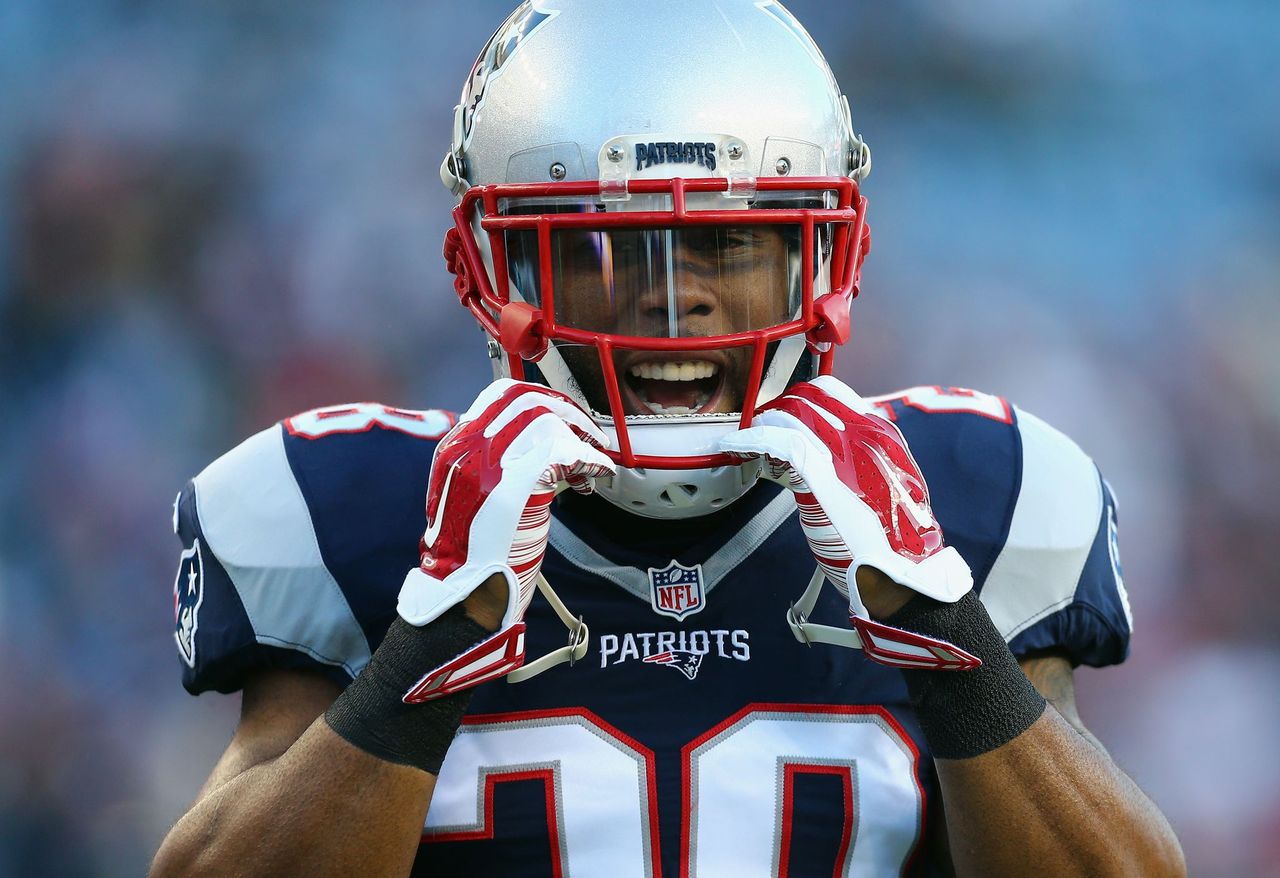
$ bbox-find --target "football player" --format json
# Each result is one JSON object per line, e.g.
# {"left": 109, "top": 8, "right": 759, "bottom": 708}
{"left": 151, "top": 2, "right": 1184, "bottom": 876}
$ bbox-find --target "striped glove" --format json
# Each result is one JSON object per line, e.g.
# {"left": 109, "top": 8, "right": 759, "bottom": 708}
{"left": 720, "top": 376, "right": 978, "bottom": 670}
{"left": 396, "top": 379, "right": 614, "bottom": 699}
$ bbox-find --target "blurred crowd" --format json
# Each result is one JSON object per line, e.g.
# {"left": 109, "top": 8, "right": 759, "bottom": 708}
{"left": 1, "top": 1, "right": 1277, "bottom": 875}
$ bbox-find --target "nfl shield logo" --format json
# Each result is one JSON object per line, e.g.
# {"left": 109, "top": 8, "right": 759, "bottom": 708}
{"left": 648, "top": 560, "right": 705, "bottom": 621}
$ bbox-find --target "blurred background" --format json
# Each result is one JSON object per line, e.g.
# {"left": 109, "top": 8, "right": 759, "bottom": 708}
{"left": 1, "top": 0, "right": 1277, "bottom": 874}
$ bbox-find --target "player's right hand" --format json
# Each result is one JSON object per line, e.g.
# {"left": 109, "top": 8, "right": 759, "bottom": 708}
{"left": 395, "top": 379, "right": 614, "bottom": 700}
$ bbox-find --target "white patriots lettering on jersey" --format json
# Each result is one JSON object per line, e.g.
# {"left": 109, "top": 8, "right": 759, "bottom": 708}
{"left": 598, "top": 628, "right": 750, "bottom": 669}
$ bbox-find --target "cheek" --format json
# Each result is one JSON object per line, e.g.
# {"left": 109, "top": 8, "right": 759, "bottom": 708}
{"left": 728, "top": 269, "right": 790, "bottom": 327}
{"left": 554, "top": 268, "right": 608, "bottom": 328}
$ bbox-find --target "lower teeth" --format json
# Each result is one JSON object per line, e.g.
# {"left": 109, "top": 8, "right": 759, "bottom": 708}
{"left": 642, "top": 389, "right": 711, "bottom": 415}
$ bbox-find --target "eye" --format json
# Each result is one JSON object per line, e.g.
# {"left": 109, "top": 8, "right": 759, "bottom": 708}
{"left": 721, "top": 229, "right": 758, "bottom": 258}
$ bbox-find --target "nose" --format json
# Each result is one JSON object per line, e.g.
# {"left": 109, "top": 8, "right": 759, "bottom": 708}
{"left": 637, "top": 235, "right": 725, "bottom": 324}
{"left": 635, "top": 279, "right": 719, "bottom": 337}
{"left": 638, "top": 282, "right": 717, "bottom": 320}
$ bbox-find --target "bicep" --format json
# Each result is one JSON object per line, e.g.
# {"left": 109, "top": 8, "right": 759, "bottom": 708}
{"left": 196, "top": 669, "right": 344, "bottom": 800}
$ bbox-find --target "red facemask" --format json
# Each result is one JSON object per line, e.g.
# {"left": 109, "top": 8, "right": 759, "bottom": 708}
{"left": 443, "top": 175, "right": 871, "bottom": 471}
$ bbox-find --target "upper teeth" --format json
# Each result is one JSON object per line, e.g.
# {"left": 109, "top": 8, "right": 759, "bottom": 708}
{"left": 629, "top": 360, "right": 718, "bottom": 381}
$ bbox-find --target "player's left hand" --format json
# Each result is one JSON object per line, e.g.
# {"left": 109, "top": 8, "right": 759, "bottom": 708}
{"left": 720, "top": 376, "right": 979, "bottom": 670}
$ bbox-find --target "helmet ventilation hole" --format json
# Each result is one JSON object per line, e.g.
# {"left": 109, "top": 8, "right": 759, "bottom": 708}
{"left": 658, "top": 483, "right": 700, "bottom": 507}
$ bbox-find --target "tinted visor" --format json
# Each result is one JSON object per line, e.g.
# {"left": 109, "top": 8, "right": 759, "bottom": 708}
{"left": 500, "top": 198, "right": 830, "bottom": 418}
{"left": 506, "top": 225, "right": 802, "bottom": 337}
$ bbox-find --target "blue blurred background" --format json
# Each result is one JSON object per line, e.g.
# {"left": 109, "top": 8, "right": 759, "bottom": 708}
{"left": 1, "top": 1, "right": 1278, "bottom": 874}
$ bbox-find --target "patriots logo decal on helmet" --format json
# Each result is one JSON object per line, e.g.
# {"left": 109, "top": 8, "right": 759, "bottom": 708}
{"left": 458, "top": 4, "right": 557, "bottom": 147}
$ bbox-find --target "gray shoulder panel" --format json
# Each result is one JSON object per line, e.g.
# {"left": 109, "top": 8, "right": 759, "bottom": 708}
{"left": 980, "top": 408, "right": 1103, "bottom": 641}
{"left": 193, "top": 425, "right": 372, "bottom": 676}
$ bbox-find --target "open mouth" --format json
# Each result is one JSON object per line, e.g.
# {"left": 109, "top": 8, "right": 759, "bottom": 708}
{"left": 623, "top": 357, "right": 726, "bottom": 415}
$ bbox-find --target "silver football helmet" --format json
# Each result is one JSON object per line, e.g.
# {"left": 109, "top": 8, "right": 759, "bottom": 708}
{"left": 441, "top": 0, "right": 871, "bottom": 519}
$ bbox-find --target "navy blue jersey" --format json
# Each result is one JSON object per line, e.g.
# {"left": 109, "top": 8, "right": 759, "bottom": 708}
{"left": 171, "top": 389, "right": 1131, "bottom": 877}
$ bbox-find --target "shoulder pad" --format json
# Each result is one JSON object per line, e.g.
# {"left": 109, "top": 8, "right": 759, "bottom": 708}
{"left": 182, "top": 424, "right": 372, "bottom": 688}
{"left": 984, "top": 407, "right": 1132, "bottom": 665}
{"left": 173, "top": 403, "right": 454, "bottom": 694}
{"left": 872, "top": 387, "right": 1132, "bottom": 666}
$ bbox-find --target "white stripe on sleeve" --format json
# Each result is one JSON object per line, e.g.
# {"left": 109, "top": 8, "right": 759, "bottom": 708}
{"left": 193, "top": 425, "right": 372, "bottom": 676}
{"left": 980, "top": 408, "right": 1103, "bottom": 641}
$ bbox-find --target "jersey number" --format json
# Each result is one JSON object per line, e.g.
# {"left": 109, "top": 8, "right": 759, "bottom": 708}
{"left": 870, "top": 385, "right": 1011, "bottom": 424}
{"left": 284, "top": 402, "right": 454, "bottom": 439}
{"left": 422, "top": 705, "right": 923, "bottom": 877}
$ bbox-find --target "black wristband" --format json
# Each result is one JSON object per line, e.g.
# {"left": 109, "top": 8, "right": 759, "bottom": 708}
{"left": 324, "top": 606, "right": 491, "bottom": 775}
{"left": 884, "top": 590, "right": 1046, "bottom": 760}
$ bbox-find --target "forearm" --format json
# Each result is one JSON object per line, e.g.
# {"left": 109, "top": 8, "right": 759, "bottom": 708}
{"left": 150, "top": 718, "right": 434, "bottom": 878}
{"left": 152, "top": 590, "right": 503, "bottom": 878}
{"left": 936, "top": 706, "right": 1185, "bottom": 877}
{"left": 874, "top": 586, "right": 1184, "bottom": 877}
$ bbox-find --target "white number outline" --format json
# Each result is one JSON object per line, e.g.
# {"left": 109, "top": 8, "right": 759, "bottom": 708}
{"left": 680, "top": 703, "right": 925, "bottom": 878}
{"left": 420, "top": 707, "right": 661, "bottom": 878}
{"left": 284, "top": 402, "right": 455, "bottom": 439}
{"left": 778, "top": 761, "right": 856, "bottom": 877}
{"left": 420, "top": 703, "right": 926, "bottom": 877}
{"left": 869, "top": 385, "right": 1012, "bottom": 425}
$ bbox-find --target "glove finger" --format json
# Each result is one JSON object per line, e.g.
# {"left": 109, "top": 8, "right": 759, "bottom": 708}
{"left": 513, "top": 390, "right": 612, "bottom": 450}
{"left": 461, "top": 380, "right": 610, "bottom": 451}
{"left": 807, "top": 375, "right": 877, "bottom": 415}
{"left": 459, "top": 377, "right": 525, "bottom": 424}
{"left": 505, "top": 415, "right": 616, "bottom": 490}
{"left": 564, "top": 472, "right": 596, "bottom": 495}
{"left": 719, "top": 420, "right": 817, "bottom": 469}
{"left": 555, "top": 459, "right": 615, "bottom": 494}
{"left": 540, "top": 438, "right": 616, "bottom": 487}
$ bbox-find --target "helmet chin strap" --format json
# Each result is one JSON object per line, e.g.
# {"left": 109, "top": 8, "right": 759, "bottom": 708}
{"left": 505, "top": 572, "right": 591, "bottom": 683}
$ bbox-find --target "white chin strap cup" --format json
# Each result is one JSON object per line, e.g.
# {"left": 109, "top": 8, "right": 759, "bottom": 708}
{"left": 786, "top": 567, "right": 981, "bottom": 672}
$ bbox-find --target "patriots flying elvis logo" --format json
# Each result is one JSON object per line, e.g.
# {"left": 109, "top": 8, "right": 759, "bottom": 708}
{"left": 459, "top": 4, "right": 556, "bottom": 146}
{"left": 643, "top": 650, "right": 704, "bottom": 680}
{"left": 648, "top": 560, "right": 705, "bottom": 621}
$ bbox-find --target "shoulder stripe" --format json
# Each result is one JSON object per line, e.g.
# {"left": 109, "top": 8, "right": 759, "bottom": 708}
{"left": 979, "top": 408, "right": 1103, "bottom": 641}
{"left": 193, "top": 425, "right": 372, "bottom": 676}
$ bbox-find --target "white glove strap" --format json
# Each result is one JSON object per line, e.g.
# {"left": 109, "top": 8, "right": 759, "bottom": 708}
{"left": 401, "top": 572, "right": 590, "bottom": 700}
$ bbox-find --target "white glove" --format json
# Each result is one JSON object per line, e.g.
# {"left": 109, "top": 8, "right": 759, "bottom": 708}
{"left": 721, "top": 376, "right": 979, "bottom": 670}
{"left": 397, "top": 379, "right": 615, "bottom": 699}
